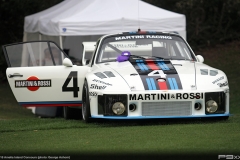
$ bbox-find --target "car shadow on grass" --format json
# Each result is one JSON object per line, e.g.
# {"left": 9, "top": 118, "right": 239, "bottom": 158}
{"left": 89, "top": 116, "right": 230, "bottom": 127}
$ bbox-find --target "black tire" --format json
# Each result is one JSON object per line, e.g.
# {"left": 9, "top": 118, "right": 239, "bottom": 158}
{"left": 63, "top": 106, "right": 82, "bottom": 120}
{"left": 82, "top": 80, "right": 91, "bottom": 123}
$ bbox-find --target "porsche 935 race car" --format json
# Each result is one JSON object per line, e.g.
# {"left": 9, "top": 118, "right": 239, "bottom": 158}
{"left": 2, "top": 31, "right": 230, "bottom": 122}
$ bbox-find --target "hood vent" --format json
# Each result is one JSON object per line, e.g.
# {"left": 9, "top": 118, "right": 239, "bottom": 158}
{"left": 103, "top": 71, "right": 115, "bottom": 77}
{"left": 210, "top": 70, "right": 218, "bottom": 76}
{"left": 200, "top": 69, "right": 218, "bottom": 76}
{"left": 200, "top": 69, "right": 208, "bottom": 75}
{"left": 94, "top": 71, "right": 115, "bottom": 79}
{"left": 94, "top": 72, "right": 107, "bottom": 79}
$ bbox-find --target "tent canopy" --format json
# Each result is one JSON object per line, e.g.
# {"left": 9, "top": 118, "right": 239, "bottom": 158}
{"left": 24, "top": 0, "right": 186, "bottom": 37}
{"left": 23, "top": 0, "right": 186, "bottom": 62}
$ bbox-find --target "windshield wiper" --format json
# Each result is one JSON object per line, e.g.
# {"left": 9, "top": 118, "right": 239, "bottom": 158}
{"left": 107, "top": 44, "right": 122, "bottom": 53}
{"left": 149, "top": 56, "right": 165, "bottom": 60}
{"left": 129, "top": 55, "right": 146, "bottom": 59}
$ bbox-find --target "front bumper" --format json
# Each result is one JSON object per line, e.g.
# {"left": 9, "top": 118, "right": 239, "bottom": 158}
{"left": 91, "top": 90, "right": 230, "bottom": 119}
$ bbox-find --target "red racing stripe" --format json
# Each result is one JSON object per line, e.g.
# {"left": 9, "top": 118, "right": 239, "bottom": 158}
{"left": 22, "top": 104, "right": 82, "bottom": 107}
{"left": 158, "top": 81, "right": 168, "bottom": 90}
{"left": 146, "top": 61, "right": 160, "bottom": 70}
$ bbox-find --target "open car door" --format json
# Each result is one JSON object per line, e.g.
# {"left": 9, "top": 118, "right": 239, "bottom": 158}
{"left": 3, "top": 41, "right": 89, "bottom": 107}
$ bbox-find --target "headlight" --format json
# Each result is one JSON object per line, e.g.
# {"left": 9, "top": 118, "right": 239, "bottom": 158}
{"left": 112, "top": 102, "right": 125, "bottom": 115}
{"left": 98, "top": 94, "right": 128, "bottom": 116}
{"left": 206, "top": 100, "right": 218, "bottom": 113}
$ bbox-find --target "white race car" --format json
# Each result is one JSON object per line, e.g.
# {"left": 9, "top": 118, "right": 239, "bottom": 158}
{"left": 3, "top": 31, "right": 230, "bottom": 122}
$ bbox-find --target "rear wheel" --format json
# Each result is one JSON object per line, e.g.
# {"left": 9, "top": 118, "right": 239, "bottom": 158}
{"left": 82, "top": 80, "right": 91, "bottom": 123}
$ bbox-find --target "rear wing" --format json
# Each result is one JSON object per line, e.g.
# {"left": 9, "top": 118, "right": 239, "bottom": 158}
{"left": 82, "top": 42, "right": 96, "bottom": 65}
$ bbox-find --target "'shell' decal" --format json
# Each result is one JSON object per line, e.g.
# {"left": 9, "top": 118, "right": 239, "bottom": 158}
{"left": 130, "top": 59, "right": 182, "bottom": 90}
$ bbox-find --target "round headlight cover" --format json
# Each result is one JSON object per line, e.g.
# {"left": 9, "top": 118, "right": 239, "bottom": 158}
{"left": 112, "top": 102, "right": 125, "bottom": 115}
{"left": 206, "top": 100, "right": 218, "bottom": 113}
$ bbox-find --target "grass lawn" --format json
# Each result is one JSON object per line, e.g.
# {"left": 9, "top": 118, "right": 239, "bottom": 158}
{"left": 0, "top": 42, "right": 240, "bottom": 160}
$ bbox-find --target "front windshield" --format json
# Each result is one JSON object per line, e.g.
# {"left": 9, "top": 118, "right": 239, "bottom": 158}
{"left": 97, "top": 34, "right": 195, "bottom": 63}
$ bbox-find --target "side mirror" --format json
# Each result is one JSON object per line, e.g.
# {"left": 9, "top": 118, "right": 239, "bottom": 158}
{"left": 196, "top": 55, "right": 204, "bottom": 63}
{"left": 63, "top": 58, "right": 73, "bottom": 67}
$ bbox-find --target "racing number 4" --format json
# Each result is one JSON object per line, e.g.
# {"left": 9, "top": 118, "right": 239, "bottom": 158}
{"left": 62, "top": 71, "right": 79, "bottom": 97}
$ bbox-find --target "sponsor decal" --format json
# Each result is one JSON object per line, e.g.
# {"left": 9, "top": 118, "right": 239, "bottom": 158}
{"left": 89, "top": 92, "right": 97, "bottom": 97}
{"left": 90, "top": 84, "right": 107, "bottom": 90}
{"left": 108, "top": 44, "right": 138, "bottom": 48}
{"left": 217, "top": 81, "right": 228, "bottom": 87}
{"left": 212, "top": 76, "right": 224, "bottom": 84}
{"left": 129, "top": 59, "right": 182, "bottom": 90}
{"left": 115, "top": 35, "right": 144, "bottom": 40}
{"left": 15, "top": 76, "right": 51, "bottom": 91}
{"left": 115, "top": 35, "right": 172, "bottom": 41}
{"left": 92, "top": 79, "right": 112, "bottom": 86}
{"left": 129, "top": 93, "right": 203, "bottom": 100}
{"left": 146, "top": 35, "right": 172, "bottom": 39}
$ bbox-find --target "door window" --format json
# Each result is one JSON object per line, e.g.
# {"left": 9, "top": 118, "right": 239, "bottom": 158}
{"left": 3, "top": 41, "right": 67, "bottom": 67}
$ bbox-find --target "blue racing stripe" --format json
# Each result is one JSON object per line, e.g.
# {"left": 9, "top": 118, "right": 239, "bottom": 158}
{"left": 160, "top": 61, "right": 170, "bottom": 70}
{"left": 136, "top": 60, "right": 148, "bottom": 71}
{"left": 137, "top": 63, "right": 145, "bottom": 71}
{"left": 146, "top": 78, "right": 153, "bottom": 90}
{"left": 168, "top": 78, "right": 174, "bottom": 90}
{"left": 141, "top": 63, "right": 148, "bottom": 70}
{"left": 171, "top": 78, "right": 179, "bottom": 89}
{"left": 150, "top": 78, "right": 157, "bottom": 90}
{"left": 157, "top": 62, "right": 166, "bottom": 70}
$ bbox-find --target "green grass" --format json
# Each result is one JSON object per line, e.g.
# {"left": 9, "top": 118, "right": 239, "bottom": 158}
{"left": 0, "top": 42, "right": 240, "bottom": 159}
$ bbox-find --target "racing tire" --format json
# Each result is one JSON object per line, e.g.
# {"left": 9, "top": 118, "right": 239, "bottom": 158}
{"left": 82, "top": 80, "right": 91, "bottom": 123}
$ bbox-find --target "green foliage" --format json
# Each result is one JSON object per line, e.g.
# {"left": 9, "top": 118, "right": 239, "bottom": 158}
{"left": 144, "top": 0, "right": 240, "bottom": 49}
{"left": 0, "top": 0, "right": 63, "bottom": 45}
{"left": 0, "top": 0, "right": 63, "bottom": 81}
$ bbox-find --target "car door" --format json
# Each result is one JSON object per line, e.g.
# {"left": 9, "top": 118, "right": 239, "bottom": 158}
{"left": 3, "top": 41, "right": 89, "bottom": 107}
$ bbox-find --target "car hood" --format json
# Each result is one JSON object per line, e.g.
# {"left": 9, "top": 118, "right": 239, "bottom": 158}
{"left": 104, "top": 60, "right": 197, "bottom": 91}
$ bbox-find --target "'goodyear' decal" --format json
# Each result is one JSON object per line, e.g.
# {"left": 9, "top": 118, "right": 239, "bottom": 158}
{"left": 129, "top": 59, "right": 182, "bottom": 90}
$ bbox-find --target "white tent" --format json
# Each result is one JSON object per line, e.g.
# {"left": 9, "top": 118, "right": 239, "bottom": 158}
{"left": 23, "top": 0, "right": 186, "bottom": 61}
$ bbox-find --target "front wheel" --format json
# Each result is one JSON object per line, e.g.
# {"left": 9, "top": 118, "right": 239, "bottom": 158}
{"left": 82, "top": 80, "right": 91, "bottom": 123}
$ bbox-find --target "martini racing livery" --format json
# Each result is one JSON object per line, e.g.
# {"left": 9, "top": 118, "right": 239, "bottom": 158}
{"left": 3, "top": 31, "right": 230, "bottom": 122}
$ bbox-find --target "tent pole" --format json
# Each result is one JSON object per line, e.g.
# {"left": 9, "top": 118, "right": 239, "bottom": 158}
{"left": 59, "top": 35, "right": 64, "bottom": 60}
{"left": 59, "top": 35, "right": 63, "bottom": 49}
